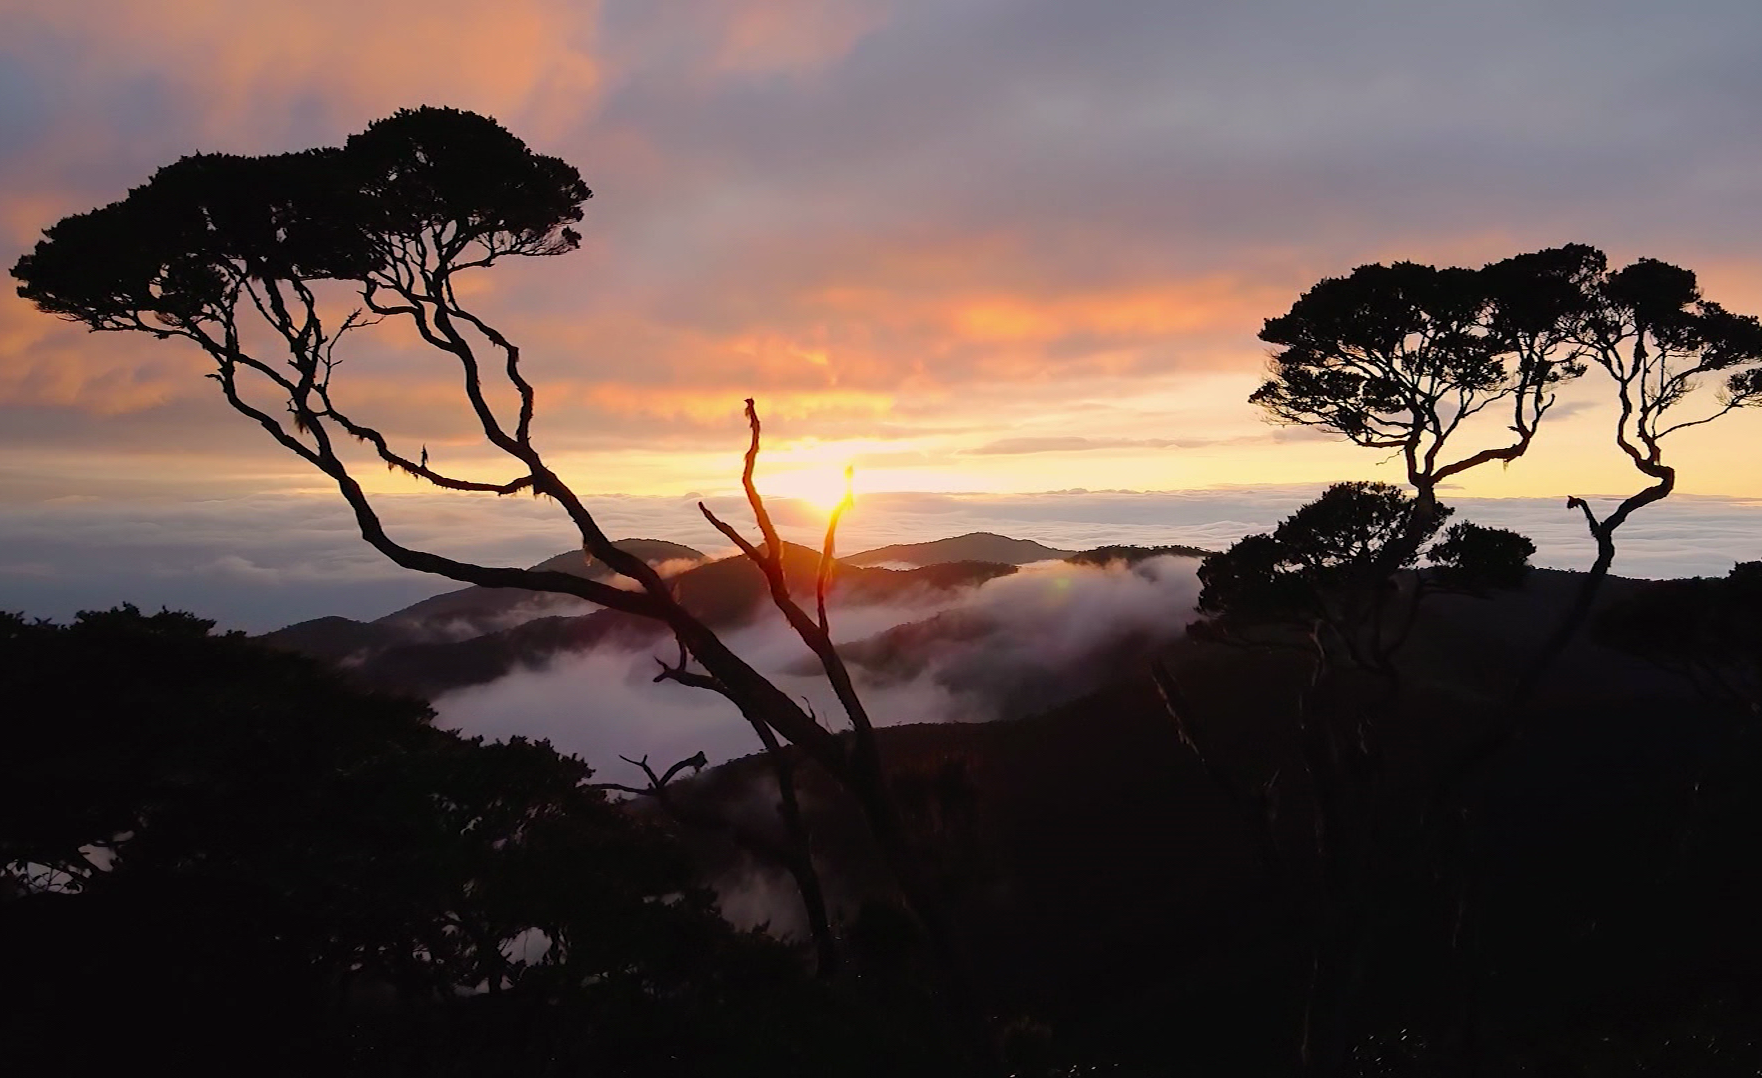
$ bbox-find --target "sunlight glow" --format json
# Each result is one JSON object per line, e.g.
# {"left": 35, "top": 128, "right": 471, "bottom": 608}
{"left": 759, "top": 461, "right": 858, "bottom": 516}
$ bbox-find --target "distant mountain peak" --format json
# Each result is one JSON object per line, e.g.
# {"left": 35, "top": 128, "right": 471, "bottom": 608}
{"left": 845, "top": 533, "right": 1076, "bottom": 568}
{"left": 257, "top": 538, "right": 708, "bottom": 663}
{"left": 526, "top": 538, "right": 706, "bottom": 579}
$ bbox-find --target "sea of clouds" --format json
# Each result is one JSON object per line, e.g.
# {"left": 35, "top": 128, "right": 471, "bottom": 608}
{"left": 433, "top": 554, "right": 1204, "bottom": 774}
{"left": 4, "top": 486, "right": 1759, "bottom": 632}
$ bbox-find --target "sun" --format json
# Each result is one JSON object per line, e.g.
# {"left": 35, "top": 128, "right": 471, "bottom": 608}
{"left": 763, "top": 463, "right": 857, "bottom": 517}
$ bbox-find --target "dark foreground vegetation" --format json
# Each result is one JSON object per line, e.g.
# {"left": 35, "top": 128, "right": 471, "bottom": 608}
{"left": 7, "top": 555, "right": 1762, "bottom": 1076}
{"left": 0, "top": 606, "right": 969, "bottom": 1076}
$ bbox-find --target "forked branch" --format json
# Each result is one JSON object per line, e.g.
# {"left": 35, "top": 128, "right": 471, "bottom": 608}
{"left": 698, "top": 400, "right": 877, "bottom": 740}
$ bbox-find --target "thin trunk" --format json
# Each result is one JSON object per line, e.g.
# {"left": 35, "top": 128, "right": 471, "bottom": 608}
{"left": 842, "top": 750, "right": 996, "bottom": 1071}
{"left": 1373, "top": 481, "right": 1446, "bottom": 582}
{"left": 783, "top": 851, "right": 840, "bottom": 978}
{"left": 1300, "top": 903, "right": 1373, "bottom": 1078}
{"left": 751, "top": 727, "right": 840, "bottom": 977}
{"left": 1512, "top": 530, "right": 1617, "bottom": 704}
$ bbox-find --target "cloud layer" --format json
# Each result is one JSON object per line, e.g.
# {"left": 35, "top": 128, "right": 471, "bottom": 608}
{"left": 431, "top": 554, "right": 1204, "bottom": 772}
{"left": 5, "top": 0, "right": 1762, "bottom": 508}
{"left": 5, "top": 486, "right": 1759, "bottom": 632}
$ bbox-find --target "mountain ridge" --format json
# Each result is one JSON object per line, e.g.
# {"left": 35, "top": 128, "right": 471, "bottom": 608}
{"left": 259, "top": 540, "right": 1024, "bottom": 698}
{"left": 844, "top": 531, "right": 1076, "bottom": 567}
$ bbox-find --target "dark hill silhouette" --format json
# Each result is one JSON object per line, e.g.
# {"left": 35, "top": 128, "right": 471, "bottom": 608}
{"left": 258, "top": 538, "right": 703, "bottom": 664}
{"left": 264, "top": 534, "right": 1194, "bottom": 670}
{"left": 193, "top": 540, "right": 1762, "bottom": 1071}
{"left": 254, "top": 614, "right": 399, "bottom": 666}
{"left": 287, "top": 546, "right": 1017, "bottom": 699}
{"left": 845, "top": 531, "right": 1075, "bottom": 567}
{"left": 1065, "top": 542, "right": 1212, "bottom": 565}
{"left": 259, "top": 527, "right": 1667, "bottom": 725}
{"left": 667, "top": 565, "right": 1740, "bottom": 1072}
{"left": 374, "top": 538, "right": 704, "bottom": 637}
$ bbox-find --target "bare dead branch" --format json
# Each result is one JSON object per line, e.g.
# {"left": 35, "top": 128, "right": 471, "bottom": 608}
{"left": 1152, "top": 660, "right": 1285, "bottom": 880}
{"left": 590, "top": 783, "right": 655, "bottom": 798}
{"left": 653, "top": 634, "right": 736, "bottom": 697}
{"left": 618, "top": 754, "right": 663, "bottom": 789}
{"left": 658, "top": 752, "right": 709, "bottom": 787}
{"left": 817, "top": 466, "right": 855, "bottom": 634}
{"left": 700, "top": 502, "right": 765, "bottom": 563}
{"left": 737, "top": 398, "right": 786, "bottom": 569}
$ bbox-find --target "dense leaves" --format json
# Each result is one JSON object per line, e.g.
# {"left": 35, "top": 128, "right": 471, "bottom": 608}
{"left": 1592, "top": 562, "right": 1762, "bottom": 711}
{"left": 347, "top": 106, "right": 589, "bottom": 256}
{"left": 1195, "top": 483, "right": 1534, "bottom": 679}
{"left": 1426, "top": 521, "right": 1536, "bottom": 593}
{"left": 11, "top": 108, "right": 586, "bottom": 333}
{"left": 1197, "top": 481, "right": 1456, "bottom": 625}
{"left": 1252, "top": 248, "right": 1597, "bottom": 486}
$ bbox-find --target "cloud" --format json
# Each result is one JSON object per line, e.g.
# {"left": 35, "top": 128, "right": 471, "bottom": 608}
{"left": 6, "top": 483, "right": 1761, "bottom": 633}
{"left": 7, "top": 0, "right": 1762, "bottom": 489}
{"left": 970, "top": 436, "right": 1183, "bottom": 456}
{"left": 966, "top": 427, "right": 1334, "bottom": 455}
{"left": 430, "top": 554, "right": 1204, "bottom": 773}
{"left": 0, "top": 0, "right": 603, "bottom": 159}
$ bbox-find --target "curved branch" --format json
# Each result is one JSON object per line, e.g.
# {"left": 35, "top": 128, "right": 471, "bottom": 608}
{"left": 701, "top": 405, "right": 879, "bottom": 741}
{"left": 817, "top": 467, "right": 854, "bottom": 634}
{"left": 316, "top": 393, "right": 536, "bottom": 494}
{"left": 441, "top": 300, "right": 537, "bottom": 446}
{"left": 737, "top": 398, "right": 786, "bottom": 569}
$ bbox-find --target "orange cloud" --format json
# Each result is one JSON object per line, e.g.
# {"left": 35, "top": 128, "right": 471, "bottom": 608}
{"left": 582, "top": 382, "right": 895, "bottom": 425}
{"left": 1, "top": 0, "right": 603, "bottom": 142}
{"left": 11, "top": 0, "right": 1762, "bottom": 518}
{"left": 708, "top": 0, "right": 889, "bottom": 76}
{"left": 0, "top": 294, "right": 209, "bottom": 414}
{"left": 948, "top": 277, "right": 1286, "bottom": 344}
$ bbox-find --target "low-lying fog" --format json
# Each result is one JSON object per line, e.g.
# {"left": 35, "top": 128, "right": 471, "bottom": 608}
{"left": 432, "top": 555, "right": 1203, "bottom": 777}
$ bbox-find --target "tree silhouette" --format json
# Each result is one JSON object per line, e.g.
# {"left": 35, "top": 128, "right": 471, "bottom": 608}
{"left": 1520, "top": 258, "right": 1762, "bottom": 695}
{"left": 1232, "top": 247, "right": 1762, "bottom": 1069}
{"left": 1251, "top": 245, "right": 1762, "bottom": 699}
{"left": 1256, "top": 252, "right": 1762, "bottom": 1073}
{"left": 1253, "top": 247, "right": 1596, "bottom": 567}
{"left": 11, "top": 107, "right": 962, "bottom": 1000}
{"left": 1197, "top": 481, "right": 1530, "bottom": 680}
{"left": 1423, "top": 521, "right": 1536, "bottom": 594}
{"left": 1187, "top": 484, "right": 1536, "bottom": 1074}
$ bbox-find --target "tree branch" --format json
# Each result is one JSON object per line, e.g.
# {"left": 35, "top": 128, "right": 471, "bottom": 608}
{"left": 818, "top": 466, "right": 854, "bottom": 634}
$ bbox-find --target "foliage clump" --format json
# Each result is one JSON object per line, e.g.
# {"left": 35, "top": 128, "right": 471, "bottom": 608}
{"left": 1196, "top": 481, "right": 1531, "bottom": 643}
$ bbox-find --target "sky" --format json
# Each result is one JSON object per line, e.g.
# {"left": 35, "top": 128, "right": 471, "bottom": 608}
{"left": 4, "top": 0, "right": 1762, "bottom": 629}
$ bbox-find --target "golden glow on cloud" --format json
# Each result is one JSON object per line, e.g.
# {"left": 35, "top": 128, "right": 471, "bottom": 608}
{"left": 951, "top": 278, "right": 1286, "bottom": 344}
{"left": 757, "top": 462, "right": 857, "bottom": 517}
{"left": 4, "top": 0, "right": 605, "bottom": 141}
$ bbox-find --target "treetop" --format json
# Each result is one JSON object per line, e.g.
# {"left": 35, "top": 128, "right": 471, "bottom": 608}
{"left": 12, "top": 107, "right": 590, "bottom": 332}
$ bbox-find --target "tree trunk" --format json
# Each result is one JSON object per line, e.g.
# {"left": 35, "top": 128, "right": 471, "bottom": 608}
{"left": 764, "top": 745, "right": 841, "bottom": 977}
{"left": 1512, "top": 527, "right": 1616, "bottom": 705}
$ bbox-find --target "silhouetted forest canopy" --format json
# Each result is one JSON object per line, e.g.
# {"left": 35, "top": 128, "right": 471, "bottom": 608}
{"left": 10, "top": 106, "right": 1762, "bottom": 1076}
{"left": 0, "top": 607, "right": 967, "bottom": 1075}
